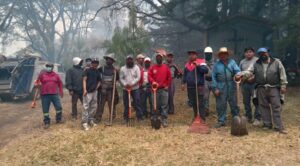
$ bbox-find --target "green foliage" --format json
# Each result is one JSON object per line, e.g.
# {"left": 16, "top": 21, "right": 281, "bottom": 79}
{"left": 275, "top": 5, "right": 300, "bottom": 53}
{"left": 103, "top": 26, "right": 150, "bottom": 65}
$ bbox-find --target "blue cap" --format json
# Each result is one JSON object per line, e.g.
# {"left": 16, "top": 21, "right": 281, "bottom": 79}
{"left": 257, "top": 48, "right": 268, "bottom": 54}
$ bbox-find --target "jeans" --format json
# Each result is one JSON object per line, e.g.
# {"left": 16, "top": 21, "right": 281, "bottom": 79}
{"left": 203, "top": 81, "right": 212, "bottom": 111}
{"left": 241, "top": 83, "right": 261, "bottom": 120}
{"left": 187, "top": 87, "right": 206, "bottom": 120}
{"left": 71, "top": 92, "right": 83, "bottom": 118}
{"left": 140, "top": 87, "right": 153, "bottom": 117}
{"left": 123, "top": 89, "right": 143, "bottom": 120}
{"left": 215, "top": 82, "right": 239, "bottom": 124}
{"left": 152, "top": 89, "right": 168, "bottom": 120}
{"left": 168, "top": 80, "right": 175, "bottom": 114}
{"left": 41, "top": 94, "right": 62, "bottom": 124}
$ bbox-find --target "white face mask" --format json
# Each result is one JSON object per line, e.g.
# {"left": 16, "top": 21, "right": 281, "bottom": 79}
{"left": 45, "top": 67, "right": 53, "bottom": 72}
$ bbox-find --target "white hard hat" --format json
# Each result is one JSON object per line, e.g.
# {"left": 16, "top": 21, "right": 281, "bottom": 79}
{"left": 144, "top": 57, "right": 151, "bottom": 62}
{"left": 73, "top": 57, "right": 82, "bottom": 65}
{"left": 204, "top": 47, "right": 213, "bottom": 53}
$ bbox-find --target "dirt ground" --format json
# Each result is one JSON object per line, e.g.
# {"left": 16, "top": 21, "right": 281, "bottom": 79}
{"left": 0, "top": 83, "right": 299, "bottom": 165}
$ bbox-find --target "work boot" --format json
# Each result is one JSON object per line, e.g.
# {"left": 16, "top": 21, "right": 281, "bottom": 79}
{"left": 82, "top": 123, "right": 89, "bottom": 131}
{"left": 89, "top": 121, "right": 97, "bottom": 128}
{"left": 214, "top": 122, "right": 225, "bottom": 128}
{"left": 44, "top": 123, "right": 50, "bottom": 129}
{"left": 162, "top": 119, "right": 168, "bottom": 128}
{"left": 252, "top": 119, "right": 261, "bottom": 126}
{"left": 262, "top": 124, "right": 272, "bottom": 130}
{"left": 274, "top": 128, "right": 287, "bottom": 134}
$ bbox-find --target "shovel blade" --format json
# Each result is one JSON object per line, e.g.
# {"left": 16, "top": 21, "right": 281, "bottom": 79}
{"left": 151, "top": 117, "right": 161, "bottom": 130}
{"left": 231, "top": 115, "right": 248, "bottom": 136}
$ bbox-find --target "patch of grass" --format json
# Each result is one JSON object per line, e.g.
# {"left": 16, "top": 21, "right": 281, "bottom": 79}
{"left": 0, "top": 83, "right": 300, "bottom": 165}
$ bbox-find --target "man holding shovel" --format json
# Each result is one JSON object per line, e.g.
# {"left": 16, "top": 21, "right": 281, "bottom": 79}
{"left": 181, "top": 50, "right": 208, "bottom": 122}
{"left": 148, "top": 52, "right": 172, "bottom": 127}
{"left": 120, "top": 55, "right": 143, "bottom": 123}
{"left": 95, "top": 53, "right": 119, "bottom": 124}
{"left": 211, "top": 47, "right": 241, "bottom": 128}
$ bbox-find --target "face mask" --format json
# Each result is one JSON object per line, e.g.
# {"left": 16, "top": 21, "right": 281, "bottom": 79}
{"left": 259, "top": 55, "right": 269, "bottom": 61}
{"left": 106, "top": 60, "right": 113, "bottom": 66}
{"left": 205, "top": 53, "right": 212, "bottom": 61}
{"left": 156, "top": 57, "right": 163, "bottom": 65}
{"left": 145, "top": 63, "right": 151, "bottom": 68}
{"left": 126, "top": 62, "right": 134, "bottom": 68}
{"left": 46, "top": 67, "right": 53, "bottom": 72}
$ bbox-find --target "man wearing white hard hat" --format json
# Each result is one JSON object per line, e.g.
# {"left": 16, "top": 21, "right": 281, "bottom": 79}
{"left": 211, "top": 47, "right": 241, "bottom": 128}
{"left": 140, "top": 57, "right": 153, "bottom": 118}
{"left": 66, "top": 57, "right": 84, "bottom": 120}
{"left": 203, "top": 47, "right": 215, "bottom": 116}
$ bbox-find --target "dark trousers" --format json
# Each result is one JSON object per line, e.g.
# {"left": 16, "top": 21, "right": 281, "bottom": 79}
{"left": 168, "top": 80, "right": 175, "bottom": 114}
{"left": 187, "top": 87, "right": 206, "bottom": 120}
{"left": 71, "top": 92, "right": 83, "bottom": 118}
{"left": 123, "top": 89, "right": 143, "bottom": 120}
{"left": 140, "top": 87, "right": 153, "bottom": 117}
{"left": 257, "top": 87, "right": 283, "bottom": 130}
{"left": 95, "top": 89, "right": 117, "bottom": 121}
{"left": 41, "top": 94, "right": 62, "bottom": 124}
{"left": 241, "top": 83, "right": 261, "bottom": 120}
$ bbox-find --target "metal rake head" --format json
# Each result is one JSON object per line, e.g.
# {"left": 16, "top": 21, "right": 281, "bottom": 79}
{"left": 127, "top": 118, "right": 135, "bottom": 127}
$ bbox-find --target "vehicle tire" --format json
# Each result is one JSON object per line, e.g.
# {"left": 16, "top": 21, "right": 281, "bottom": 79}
{"left": 0, "top": 94, "right": 13, "bottom": 102}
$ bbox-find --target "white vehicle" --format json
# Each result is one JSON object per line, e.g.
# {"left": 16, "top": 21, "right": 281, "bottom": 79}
{"left": 0, "top": 57, "right": 65, "bottom": 101}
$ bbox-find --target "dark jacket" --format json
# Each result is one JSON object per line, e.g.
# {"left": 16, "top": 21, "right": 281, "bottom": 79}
{"left": 254, "top": 57, "right": 288, "bottom": 88}
{"left": 182, "top": 59, "right": 208, "bottom": 88}
{"left": 66, "top": 65, "right": 84, "bottom": 94}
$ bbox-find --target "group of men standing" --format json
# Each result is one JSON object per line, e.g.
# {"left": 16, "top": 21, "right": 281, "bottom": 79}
{"left": 36, "top": 46, "right": 288, "bottom": 134}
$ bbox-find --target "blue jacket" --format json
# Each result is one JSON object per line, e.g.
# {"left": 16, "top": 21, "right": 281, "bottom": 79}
{"left": 182, "top": 64, "right": 208, "bottom": 88}
{"left": 211, "top": 59, "right": 240, "bottom": 91}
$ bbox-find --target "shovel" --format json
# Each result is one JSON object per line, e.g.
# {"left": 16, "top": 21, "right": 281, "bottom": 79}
{"left": 126, "top": 88, "right": 135, "bottom": 127}
{"left": 231, "top": 79, "right": 248, "bottom": 136}
{"left": 31, "top": 87, "right": 39, "bottom": 109}
{"left": 151, "top": 83, "right": 161, "bottom": 130}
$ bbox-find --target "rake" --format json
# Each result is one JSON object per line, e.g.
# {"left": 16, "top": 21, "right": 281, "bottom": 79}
{"left": 187, "top": 64, "right": 210, "bottom": 134}
{"left": 127, "top": 88, "right": 135, "bottom": 127}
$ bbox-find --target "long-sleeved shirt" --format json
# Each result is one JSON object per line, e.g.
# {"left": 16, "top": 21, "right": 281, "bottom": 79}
{"left": 211, "top": 58, "right": 240, "bottom": 91}
{"left": 119, "top": 65, "right": 141, "bottom": 90}
{"left": 148, "top": 64, "right": 172, "bottom": 88}
{"left": 182, "top": 59, "right": 208, "bottom": 88}
{"left": 37, "top": 71, "right": 63, "bottom": 95}
{"left": 239, "top": 57, "right": 258, "bottom": 72}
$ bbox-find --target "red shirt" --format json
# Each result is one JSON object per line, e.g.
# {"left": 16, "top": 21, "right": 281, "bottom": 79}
{"left": 148, "top": 64, "right": 172, "bottom": 88}
{"left": 37, "top": 71, "right": 63, "bottom": 95}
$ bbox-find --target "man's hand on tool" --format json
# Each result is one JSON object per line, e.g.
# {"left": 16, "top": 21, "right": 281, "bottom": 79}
{"left": 280, "top": 87, "right": 287, "bottom": 94}
{"left": 181, "top": 84, "right": 186, "bottom": 91}
{"left": 214, "top": 89, "right": 220, "bottom": 97}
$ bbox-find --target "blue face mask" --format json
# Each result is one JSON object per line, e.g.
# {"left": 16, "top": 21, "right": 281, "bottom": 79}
{"left": 46, "top": 67, "right": 53, "bottom": 72}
